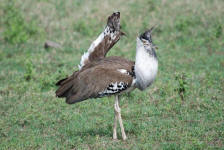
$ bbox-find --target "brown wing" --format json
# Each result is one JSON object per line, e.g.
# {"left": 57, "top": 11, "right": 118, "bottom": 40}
{"left": 79, "top": 12, "right": 125, "bottom": 69}
{"left": 66, "top": 67, "right": 133, "bottom": 104}
{"left": 56, "top": 56, "right": 135, "bottom": 104}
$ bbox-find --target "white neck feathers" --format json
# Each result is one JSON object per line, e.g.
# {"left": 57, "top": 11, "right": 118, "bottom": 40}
{"left": 134, "top": 38, "right": 158, "bottom": 90}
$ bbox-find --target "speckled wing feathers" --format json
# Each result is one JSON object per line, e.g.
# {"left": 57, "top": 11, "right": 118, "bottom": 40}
{"left": 79, "top": 12, "right": 124, "bottom": 69}
{"left": 55, "top": 12, "right": 134, "bottom": 104}
{"left": 59, "top": 57, "right": 135, "bottom": 104}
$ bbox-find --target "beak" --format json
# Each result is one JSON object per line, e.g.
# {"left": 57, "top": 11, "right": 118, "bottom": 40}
{"left": 149, "top": 25, "right": 157, "bottom": 33}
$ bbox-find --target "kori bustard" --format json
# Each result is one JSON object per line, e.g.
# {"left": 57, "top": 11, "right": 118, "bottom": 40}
{"left": 56, "top": 12, "right": 158, "bottom": 140}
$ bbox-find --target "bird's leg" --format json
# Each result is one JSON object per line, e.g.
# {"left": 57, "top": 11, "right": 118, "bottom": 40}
{"left": 113, "top": 96, "right": 118, "bottom": 140}
{"left": 115, "top": 95, "right": 127, "bottom": 140}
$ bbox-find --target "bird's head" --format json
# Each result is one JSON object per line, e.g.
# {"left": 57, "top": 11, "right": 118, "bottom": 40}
{"left": 139, "top": 27, "right": 154, "bottom": 44}
{"left": 137, "top": 26, "right": 157, "bottom": 51}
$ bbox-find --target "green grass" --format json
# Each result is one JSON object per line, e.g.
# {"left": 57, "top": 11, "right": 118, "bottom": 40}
{"left": 0, "top": 0, "right": 224, "bottom": 149}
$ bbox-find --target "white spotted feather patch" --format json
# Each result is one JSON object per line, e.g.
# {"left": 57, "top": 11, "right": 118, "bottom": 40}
{"left": 79, "top": 26, "right": 118, "bottom": 70}
{"left": 98, "top": 82, "right": 128, "bottom": 97}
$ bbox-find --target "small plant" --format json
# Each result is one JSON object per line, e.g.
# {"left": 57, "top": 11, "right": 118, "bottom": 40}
{"left": 175, "top": 72, "right": 189, "bottom": 101}
{"left": 24, "top": 59, "right": 34, "bottom": 81}
{"left": 214, "top": 24, "right": 222, "bottom": 38}
{"left": 1, "top": 0, "right": 40, "bottom": 44}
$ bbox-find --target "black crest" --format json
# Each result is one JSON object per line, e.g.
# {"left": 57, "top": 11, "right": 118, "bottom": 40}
{"left": 139, "top": 26, "right": 155, "bottom": 43}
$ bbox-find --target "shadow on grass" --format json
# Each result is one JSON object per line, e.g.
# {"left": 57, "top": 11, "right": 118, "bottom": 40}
{"left": 67, "top": 125, "right": 113, "bottom": 138}
{"left": 67, "top": 124, "right": 136, "bottom": 139}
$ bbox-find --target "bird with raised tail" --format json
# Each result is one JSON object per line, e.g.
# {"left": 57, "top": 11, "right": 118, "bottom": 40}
{"left": 55, "top": 12, "right": 158, "bottom": 140}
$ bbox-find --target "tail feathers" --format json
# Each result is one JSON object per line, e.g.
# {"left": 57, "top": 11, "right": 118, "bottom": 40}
{"left": 56, "top": 77, "right": 68, "bottom": 86}
{"left": 56, "top": 76, "right": 91, "bottom": 104}
{"left": 57, "top": 81, "right": 89, "bottom": 104}
{"left": 55, "top": 76, "right": 74, "bottom": 98}
{"left": 65, "top": 94, "right": 88, "bottom": 104}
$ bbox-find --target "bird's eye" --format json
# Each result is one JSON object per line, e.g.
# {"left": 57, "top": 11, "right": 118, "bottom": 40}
{"left": 141, "top": 39, "right": 148, "bottom": 44}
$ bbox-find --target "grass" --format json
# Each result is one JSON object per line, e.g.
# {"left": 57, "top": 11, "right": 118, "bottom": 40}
{"left": 0, "top": 0, "right": 224, "bottom": 149}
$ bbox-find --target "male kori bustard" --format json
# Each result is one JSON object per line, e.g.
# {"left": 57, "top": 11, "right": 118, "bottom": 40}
{"left": 56, "top": 12, "right": 158, "bottom": 140}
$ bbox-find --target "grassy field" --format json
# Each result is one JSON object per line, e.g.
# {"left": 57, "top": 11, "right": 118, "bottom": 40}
{"left": 0, "top": 0, "right": 224, "bottom": 149}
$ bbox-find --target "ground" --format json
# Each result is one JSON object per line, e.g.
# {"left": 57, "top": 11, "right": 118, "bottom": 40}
{"left": 0, "top": 0, "right": 224, "bottom": 149}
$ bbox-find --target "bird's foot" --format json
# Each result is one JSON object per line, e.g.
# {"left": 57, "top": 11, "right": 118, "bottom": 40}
{"left": 113, "top": 131, "right": 117, "bottom": 140}
{"left": 122, "top": 134, "right": 127, "bottom": 141}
